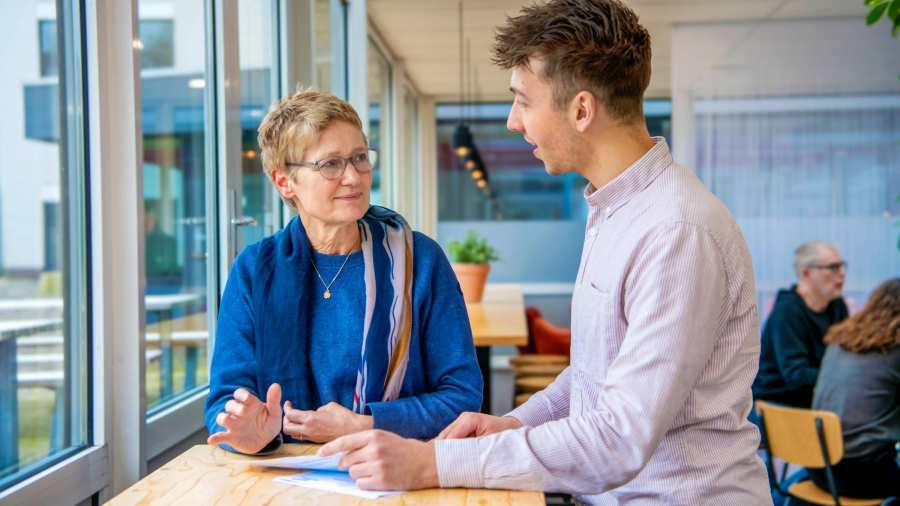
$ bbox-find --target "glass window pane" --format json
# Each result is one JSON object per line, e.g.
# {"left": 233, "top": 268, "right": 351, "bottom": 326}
{"left": 403, "top": 86, "right": 419, "bottom": 218}
{"left": 315, "top": 0, "right": 332, "bottom": 92}
{"left": 237, "top": 0, "right": 275, "bottom": 247}
{"left": 38, "top": 20, "right": 58, "bottom": 77}
{"left": 368, "top": 41, "right": 390, "bottom": 205}
{"left": 139, "top": 0, "right": 211, "bottom": 412}
{"left": 436, "top": 100, "right": 671, "bottom": 221}
{"left": 140, "top": 20, "right": 175, "bottom": 70}
{"left": 692, "top": 96, "right": 900, "bottom": 319}
{"left": 1, "top": 0, "right": 89, "bottom": 489}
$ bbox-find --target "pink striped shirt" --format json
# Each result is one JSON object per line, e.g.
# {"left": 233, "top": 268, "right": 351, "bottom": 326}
{"left": 435, "top": 139, "right": 771, "bottom": 505}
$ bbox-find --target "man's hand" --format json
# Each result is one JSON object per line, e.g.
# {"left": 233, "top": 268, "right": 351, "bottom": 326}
{"left": 318, "top": 430, "right": 438, "bottom": 491}
{"left": 436, "top": 412, "right": 523, "bottom": 440}
{"left": 207, "top": 383, "right": 283, "bottom": 454}
{"left": 282, "top": 401, "right": 373, "bottom": 443}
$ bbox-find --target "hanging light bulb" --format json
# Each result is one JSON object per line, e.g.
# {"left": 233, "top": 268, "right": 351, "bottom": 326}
{"left": 471, "top": 169, "right": 483, "bottom": 179}
{"left": 453, "top": 124, "right": 474, "bottom": 157}
{"left": 477, "top": 179, "right": 487, "bottom": 189}
{"left": 465, "top": 159, "right": 476, "bottom": 170}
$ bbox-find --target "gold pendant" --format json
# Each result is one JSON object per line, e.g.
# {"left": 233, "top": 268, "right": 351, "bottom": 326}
{"left": 323, "top": 289, "right": 331, "bottom": 300}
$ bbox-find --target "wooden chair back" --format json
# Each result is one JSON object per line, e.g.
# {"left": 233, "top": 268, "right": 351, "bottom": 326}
{"left": 755, "top": 400, "right": 844, "bottom": 468}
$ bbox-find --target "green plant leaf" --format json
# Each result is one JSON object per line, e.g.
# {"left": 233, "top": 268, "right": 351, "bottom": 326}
{"left": 446, "top": 230, "right": 499, "bottom": 264}
{"left": 868, "top": 2, "right": 889, "bottom": 24}
{"left": 888, "top": 0, "right": 900, "bottom": 20}
{"left": 893, "top": 16, "right": 900, "bottom": 36}
{"left": 865, "top": 0, "right": 886, "bottom": 6}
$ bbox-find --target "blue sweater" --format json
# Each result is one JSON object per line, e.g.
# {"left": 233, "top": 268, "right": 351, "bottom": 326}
{"left": 205, "top": 221, "right": 482, "bottom": 448}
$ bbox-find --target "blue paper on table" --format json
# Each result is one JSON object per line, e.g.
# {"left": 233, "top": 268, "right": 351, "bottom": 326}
{"left": 275, "top": 470, "right": 402, "bottom": 499}
{"left": 243, "top": 453, "right": 343, "bottom": 471}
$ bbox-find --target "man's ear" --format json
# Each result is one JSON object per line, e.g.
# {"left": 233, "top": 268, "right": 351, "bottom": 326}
{"left": 569, "top": 90, "right": 598, "bottom": 133}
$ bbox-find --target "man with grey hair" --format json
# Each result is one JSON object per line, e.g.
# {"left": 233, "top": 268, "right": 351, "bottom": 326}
{"left": 753, "top": 241, "right": 849, "bottom": 408}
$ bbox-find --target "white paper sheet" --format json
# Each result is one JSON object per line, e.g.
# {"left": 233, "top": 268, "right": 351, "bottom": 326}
{"left": 275, "top": 470, "right": 403, "bottom": 499}
{"left": 243, "top": 453, "right": 343, "bottom": 471}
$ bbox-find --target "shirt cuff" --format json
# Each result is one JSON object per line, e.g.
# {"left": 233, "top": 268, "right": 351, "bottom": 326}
{"left": 435, "top": 437, "right": 484, "bottom": 489}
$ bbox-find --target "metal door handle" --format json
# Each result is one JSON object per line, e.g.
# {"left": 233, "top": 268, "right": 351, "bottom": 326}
{"left": 230, "top": 216, "right": 257, "bottom": 227}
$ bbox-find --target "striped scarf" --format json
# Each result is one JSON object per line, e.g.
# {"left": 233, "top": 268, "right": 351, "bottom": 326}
{"left": 252, "top": 205, "right": 414, "bottom": 420}
{"left": 353, "top": 206, "right": 414, "bottom": 413}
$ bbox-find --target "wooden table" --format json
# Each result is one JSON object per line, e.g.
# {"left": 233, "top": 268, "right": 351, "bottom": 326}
{"left": 108, "top": 444, "right": 545, "bottom": 505}
{"left": 465, "top": 284, "right": 528, "bottom": 412}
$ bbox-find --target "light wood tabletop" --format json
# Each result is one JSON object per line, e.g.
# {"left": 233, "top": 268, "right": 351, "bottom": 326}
{"left": 467, "top": 284, "right": 529, "bottom": 347}
{"left": 108, "top": 444, "right": 545, "bottom": 505}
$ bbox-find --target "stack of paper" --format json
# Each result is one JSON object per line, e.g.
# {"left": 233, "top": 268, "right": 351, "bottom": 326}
{"left": 245, "top": 454, "right": 402, "bottom": 499}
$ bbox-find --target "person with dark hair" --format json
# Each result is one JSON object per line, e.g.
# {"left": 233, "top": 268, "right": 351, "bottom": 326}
{"left": 809, "top": 278, "right": 900, "bottom": 498}
{"left": 753, "top": 241, "right": 849, "bottom": 408}
{"left": 317, "top": 1, "right": 770, "bottom": 503}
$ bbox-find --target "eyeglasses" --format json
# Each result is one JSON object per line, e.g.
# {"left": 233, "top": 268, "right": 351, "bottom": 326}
{"left": 810, "top": 261, "right": 847, "bottom": 273}
{"left": 285, "top": 148, "right": 378, "bottom": 181}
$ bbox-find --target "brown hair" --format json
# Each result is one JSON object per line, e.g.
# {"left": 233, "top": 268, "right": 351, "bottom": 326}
{"left": 257, "top": 88, "right": 364, "bottom": 206}
{"left": 492, "top": 0, "right": 652, "bottom": 122}
{"left": 824, "top": 278, "right": 900, "bottom": 353}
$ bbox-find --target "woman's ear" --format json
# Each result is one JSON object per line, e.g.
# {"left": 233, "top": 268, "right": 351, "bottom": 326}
{"left": 270, "top": 169, "right": 297, "bottom": 201}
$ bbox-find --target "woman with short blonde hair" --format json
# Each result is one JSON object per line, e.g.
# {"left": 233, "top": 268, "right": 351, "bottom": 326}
{"left": 204, "top": 89, "right": 482, "bottom": 455}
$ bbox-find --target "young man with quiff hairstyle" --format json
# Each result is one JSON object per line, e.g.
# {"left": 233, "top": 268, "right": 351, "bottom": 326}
{"left": 319, "top": 1, "right": 772, "bottom": 503}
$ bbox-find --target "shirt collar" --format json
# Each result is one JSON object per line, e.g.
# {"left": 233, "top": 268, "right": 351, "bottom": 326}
{"left": 583, "top": 137, "right": 673, "bottom": 217}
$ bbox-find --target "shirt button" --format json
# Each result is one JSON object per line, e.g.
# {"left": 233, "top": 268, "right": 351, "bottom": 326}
{"left": 588, "top": 227, "right": 598, "bottom": 237}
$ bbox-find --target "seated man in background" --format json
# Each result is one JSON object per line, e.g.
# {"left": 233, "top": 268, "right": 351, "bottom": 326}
{"left": 753, "top": 241, "right": 848, "bottom": 408}
{"left": 811, "top": 277, "right": 900, "bottom": 499}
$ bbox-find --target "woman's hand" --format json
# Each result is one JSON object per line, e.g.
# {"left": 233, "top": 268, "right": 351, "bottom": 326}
{"left": 207, "top": 384, "right": 283, "bottom": 454}
{"left": 283, "top": 401, "right": 373, "bottom": 443}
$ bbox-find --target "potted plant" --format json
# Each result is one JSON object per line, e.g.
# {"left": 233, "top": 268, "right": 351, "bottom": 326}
{"left": 447, "top": 230, "right": 499, "bottom": 303}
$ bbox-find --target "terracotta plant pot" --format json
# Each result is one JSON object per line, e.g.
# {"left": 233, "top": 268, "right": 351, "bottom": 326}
{"left": 452, "top": 263, "right": 491, "bottom": 303}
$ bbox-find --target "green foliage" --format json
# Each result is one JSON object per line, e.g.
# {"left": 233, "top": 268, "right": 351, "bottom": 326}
{"left": 865, "top": 0, "right": 900, "bottom": 37}
{"left": 447, "top": 230, "right": 500, "bottom": 264}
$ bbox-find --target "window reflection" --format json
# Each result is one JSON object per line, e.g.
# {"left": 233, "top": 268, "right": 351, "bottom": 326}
{"left": 0, "top": 0, "right": 88, "bottom": 488}
{"left": 237, "top": 0, "right": 275, "bottom": 249}
{"left": 368, "top": 41, "right": 390, "bottom": 205}
{"left": 139, "top": 0, "right": 210, "bottom": 411}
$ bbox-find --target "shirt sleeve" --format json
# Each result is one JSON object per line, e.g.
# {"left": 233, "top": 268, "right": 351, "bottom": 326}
{"left": 204, "top": 245, "right": 282, "bottom": 455}
{"left": 366, "top": 237, "right": 483, "bottom": 439}
{"left": 435, "top": 222, "right": 731, "bottom": 494}
{"left": 506, "top": 366, "right": 572, "bottom": 426}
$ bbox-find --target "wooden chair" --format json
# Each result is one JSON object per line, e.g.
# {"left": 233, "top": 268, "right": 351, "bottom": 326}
{"left": 511, "top": 308, "right": 571, "bottom": 406}
{"left": 755, "top": 400, "right": 890, "bottom": 506}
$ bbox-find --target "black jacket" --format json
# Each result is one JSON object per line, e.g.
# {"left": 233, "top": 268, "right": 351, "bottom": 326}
{"left": 752, "top": 286, "right": 848, "bottom": 407}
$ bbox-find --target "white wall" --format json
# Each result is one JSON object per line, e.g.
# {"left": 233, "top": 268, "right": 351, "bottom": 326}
{"left": 671, "top": 17, "right": 900, "bottom": 165}
{"left": 670, "top": 17, "right": 900, "bottom": 313}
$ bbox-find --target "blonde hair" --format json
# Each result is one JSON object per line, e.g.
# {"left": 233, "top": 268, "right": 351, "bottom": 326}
{"left": 257, "top": 88, "right": 364, "bottom": 207}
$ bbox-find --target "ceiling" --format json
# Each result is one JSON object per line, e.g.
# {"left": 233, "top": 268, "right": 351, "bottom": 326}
{"left": 367, "top": 0, "right": 866, "bottom": 102}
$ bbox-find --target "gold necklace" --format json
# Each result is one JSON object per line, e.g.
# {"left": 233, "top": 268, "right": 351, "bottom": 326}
{"left": 310, "top": 250, "right": 353, "bottom": 300}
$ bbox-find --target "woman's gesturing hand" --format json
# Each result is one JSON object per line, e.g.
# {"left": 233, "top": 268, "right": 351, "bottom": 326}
{"left": 283, "top": 401, "right": 373, "bottom": 443}
{"left": 207, "top": 383, "right": 283, "bottom": 454}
